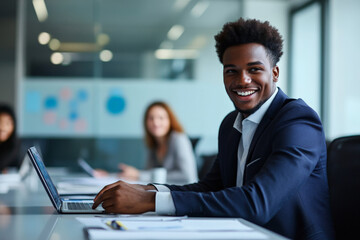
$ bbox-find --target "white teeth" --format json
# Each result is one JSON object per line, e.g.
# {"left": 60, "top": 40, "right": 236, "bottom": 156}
{"left": 236, "top": 90, "right": 255, "bottom": 96}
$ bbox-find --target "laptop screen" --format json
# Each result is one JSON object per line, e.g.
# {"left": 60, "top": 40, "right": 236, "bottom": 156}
{"left": 27, "top": 146, "right": 62, "bottom": 210}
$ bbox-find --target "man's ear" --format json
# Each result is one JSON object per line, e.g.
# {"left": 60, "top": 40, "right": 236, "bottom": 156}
{"left": 272, "top": 65, "right": 279, "bottom": 82}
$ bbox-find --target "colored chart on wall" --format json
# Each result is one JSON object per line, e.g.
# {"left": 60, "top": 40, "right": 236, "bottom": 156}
{"left": 21, "top": 79, "right": 232, "bottom": 138}
{"left": 22, "top": 81, "right": 94, "bottom": 135}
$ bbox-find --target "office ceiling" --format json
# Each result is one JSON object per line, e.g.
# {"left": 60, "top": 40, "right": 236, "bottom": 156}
{"left": 26, "top": 0, "right": 242, "bottom": 55}
{"left": 1, "top": 0, "right": 304, "bottom": 77}
{"left": 20, "top": 0, "right": 245, "bottom": 77}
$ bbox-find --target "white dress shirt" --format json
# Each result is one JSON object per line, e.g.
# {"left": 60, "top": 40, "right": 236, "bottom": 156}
{"left": 154, "top": 88, "right": 279, "bottom": 215}
{"left": 233, "top": 87, "right": 278, "bottom": 186}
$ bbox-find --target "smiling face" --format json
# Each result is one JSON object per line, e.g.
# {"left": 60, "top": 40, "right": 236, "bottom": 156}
{"left": 146, "top": 106, "right": 171, "bottom": 139}
{"left": 0, "top": 113, "right": 15, "bottom": 143}
{"left": 223, "top": 43, "right": 279, "bottom": 118}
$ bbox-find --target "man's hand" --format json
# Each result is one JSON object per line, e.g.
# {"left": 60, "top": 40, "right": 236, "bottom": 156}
{"left": 92, "top": 181, "right": 156, "bottom": 214}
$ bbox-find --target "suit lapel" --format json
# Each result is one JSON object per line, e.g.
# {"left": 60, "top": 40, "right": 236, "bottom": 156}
{"left": 246, "top": 89, "right": 288, "bottom": 167}
{"left": 223, "top": 127, "right": 241, "bottom": 187}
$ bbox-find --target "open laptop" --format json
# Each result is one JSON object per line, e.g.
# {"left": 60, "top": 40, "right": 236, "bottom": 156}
{"left": 27, "top": 146, "right": 105, "bottom": 214}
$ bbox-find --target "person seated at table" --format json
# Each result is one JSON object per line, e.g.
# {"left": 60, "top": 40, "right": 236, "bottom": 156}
{"left": 92, "top": 18, "right": 334, "bottom": 240}
{"left": 0, "top": 104, "right": 20, "bottom": 173}
{"left": 94, "top": 101, "right": 198, "bottom": 184}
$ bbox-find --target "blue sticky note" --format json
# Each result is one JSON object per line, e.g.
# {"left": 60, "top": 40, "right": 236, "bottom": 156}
{"left": 44, "top": 96, "right": 58, "bottom": 110}
{"left": 25, "top": 91, "right": 41, "bottom": 113}
{"left": 106, "top": 96, "right": 126, "bottom": 115}
{"left": 77, "top": 89, "right": 88, "bottom": 102}
{"left": 69, "top": 111, "right": 78, "bottom": 121}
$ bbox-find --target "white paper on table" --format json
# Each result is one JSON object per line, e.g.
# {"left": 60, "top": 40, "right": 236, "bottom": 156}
{"left": 87, "top": 229, "right": 268, "bottom": 240}
{"left": 77, "top": 217, "right": 267, "bottom": 240}
{"left": 0, "top": 173, "right": 22, "bottom": 193}
{"left": 77, "top": 217, "right": 253, "bottom": 231}
{"left": 109, "top": 215, "right": 188, "bottom": 221}
{"left": 0, "top": 173, "right": 21, "bottom": 182}
{"left": 77, "top": 215, "right": 188, "bottom": 227}
{"left": 117, "top": 219, "right": 253, "bottom": 232}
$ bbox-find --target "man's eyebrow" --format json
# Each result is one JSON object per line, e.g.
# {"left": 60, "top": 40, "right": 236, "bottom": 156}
{"left": 223, "top": 64, "right": 236, "bottom": 68}
{"left": 247, "top": 61, "right": 264, "bottom": 66}
{"left": 223, "top": 62, "right": 264, "bottom": 68}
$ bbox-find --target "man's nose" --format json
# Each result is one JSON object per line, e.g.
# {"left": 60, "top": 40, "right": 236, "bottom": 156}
{"left": 239, "top": 71, "right": 251, "bottom": 84}
{"left": 240, "top": 71, "right": 251, "bottom": 84}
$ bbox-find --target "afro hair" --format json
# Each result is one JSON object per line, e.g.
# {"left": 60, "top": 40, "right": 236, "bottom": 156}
{"left": 214, "top": 18, "right": 284, "bottom": 66}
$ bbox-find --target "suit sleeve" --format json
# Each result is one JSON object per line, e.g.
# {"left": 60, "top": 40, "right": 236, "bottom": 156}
{"left": 169, "top": 103, "right": 325, "bottom": 225}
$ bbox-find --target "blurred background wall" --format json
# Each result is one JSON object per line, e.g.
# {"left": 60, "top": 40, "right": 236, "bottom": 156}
{"left": 0, "top": 0, "right": 359, "bottom": 171}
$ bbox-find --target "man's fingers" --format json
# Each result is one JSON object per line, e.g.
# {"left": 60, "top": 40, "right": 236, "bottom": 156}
{"left": 92, "top": 193, "right": 104, "bottom": 209}
{"left": 94, "top": 180, "right": 123, "bottom": 202}
{"left": 101, "top": 200, "right": 115, "bottom": 209}
{"left": 93, "top": 182, "right": 125, "bottom": 209}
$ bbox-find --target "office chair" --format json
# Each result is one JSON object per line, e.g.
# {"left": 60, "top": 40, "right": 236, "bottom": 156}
{"left": 327, "top": 135, "right": 360, "bottom": 239}
{"left": 198, "top": 154, "right": 217, "bottom": 180}
{"left": 189, "top": 137, "right": 200, "bottom": 152}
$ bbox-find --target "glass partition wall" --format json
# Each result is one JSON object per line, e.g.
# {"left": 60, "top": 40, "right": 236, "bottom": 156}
{"left": 17, "top": 0, "right": 243, "bottom": 169}
{"left": 25, "top": 0, "right": 243, "bottom": 80}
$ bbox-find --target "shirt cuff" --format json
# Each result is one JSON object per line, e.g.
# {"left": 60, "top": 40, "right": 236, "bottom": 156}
{"left": 155, "top": 192, "right": 176, "bottom": 215}
{"left": 153, "top": 184, "right": 171, "bottom": 192}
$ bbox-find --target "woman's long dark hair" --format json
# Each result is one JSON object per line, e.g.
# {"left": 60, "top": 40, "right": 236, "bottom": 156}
{"left": 0, "top": 103, "right": 20, "bottom": 171}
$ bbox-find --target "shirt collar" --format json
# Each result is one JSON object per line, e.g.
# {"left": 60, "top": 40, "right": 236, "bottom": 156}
{"left": 233, "top": 87, "right": 278, "bottom": 132}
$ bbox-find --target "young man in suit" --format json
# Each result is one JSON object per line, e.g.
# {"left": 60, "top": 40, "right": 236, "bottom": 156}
{"left": 93, "top": 18, "right": 334, "bottom": 240}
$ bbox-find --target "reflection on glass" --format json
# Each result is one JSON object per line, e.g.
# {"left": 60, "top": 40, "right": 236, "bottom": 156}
{"left": 24, "top": 0, "right": 242, "bottom": 79}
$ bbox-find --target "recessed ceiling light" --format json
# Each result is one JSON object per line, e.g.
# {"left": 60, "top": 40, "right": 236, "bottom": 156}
{"left": 50, "top": 52, "right": 64, "bottom": 65}
{"left": 32, "top": 0, "right": 48, "bottom": 22}
{"left": 191, "top": 1, "right": 209, "bottom": 18}
{"left": 38, "top": 32, "right": 51, "bottom": 45}
{"left": 97, "top": 33, "right": 110, "bottom": 46}
{"left": 49, "top": 39, "right": 61, "bottom": 51}
{"left": 99, "top": 50, "right": 113, "bottom": 62}
{"left": 155, "top": 49, "right": 198, "bottom": 59}
{"left": 167, "top": 25, "right": 185, "bottom": 41}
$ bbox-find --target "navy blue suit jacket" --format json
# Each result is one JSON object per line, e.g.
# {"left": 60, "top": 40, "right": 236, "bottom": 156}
{"left": 166, "top": 89, "right": 334, "bottom": 240}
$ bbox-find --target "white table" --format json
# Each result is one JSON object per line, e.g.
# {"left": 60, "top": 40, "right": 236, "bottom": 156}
{"left": 0, "top": 170, "right": 288, "bottom": 240}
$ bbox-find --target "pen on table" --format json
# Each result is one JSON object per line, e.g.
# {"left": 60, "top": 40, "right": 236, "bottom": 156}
{"left": 106, "top": 220, "right": 127, "bottom": 230}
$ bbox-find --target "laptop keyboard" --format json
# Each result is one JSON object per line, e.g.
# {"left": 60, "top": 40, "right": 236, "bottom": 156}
{"left": 67, "top": 202, "right": 93, "bottom": 210}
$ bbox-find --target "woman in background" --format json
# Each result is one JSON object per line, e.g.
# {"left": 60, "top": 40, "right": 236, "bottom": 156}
{"left": 118, "top": 101, "right": 198, "bottom": 184}
{"left": 0, "top": 104, "right": 20, "bottom": 173}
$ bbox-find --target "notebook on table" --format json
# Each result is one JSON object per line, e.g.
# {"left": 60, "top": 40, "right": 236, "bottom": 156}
{"left": 27, "top": 146, "right": 105, "bottom": 214}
